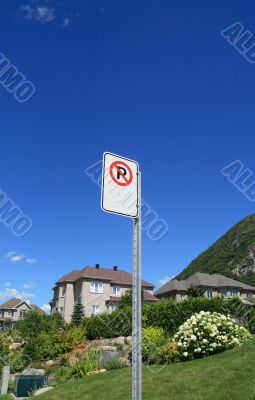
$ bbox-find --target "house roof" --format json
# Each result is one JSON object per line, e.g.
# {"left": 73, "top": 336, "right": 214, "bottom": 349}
{"left": 57, "top": 266, "right": 154, "bottom": 288}
{"left": 0, "top": 298, "right": 44, "bottom": 313}
{"left": 0, "top": 298, "right": 22, "bottom": 309}
{"left": 143, "top": 291, "right": 159, "bottom": 301}
{"left": 155, "top": 272, "right": 255, "bottom": 295}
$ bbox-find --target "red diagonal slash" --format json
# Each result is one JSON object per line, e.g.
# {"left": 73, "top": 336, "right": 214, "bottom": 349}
{"left": 109, "top": 160, "right": 133, "bottom": 186}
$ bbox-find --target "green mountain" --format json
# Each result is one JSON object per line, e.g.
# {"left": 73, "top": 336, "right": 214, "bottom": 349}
{"left": 177, "top": 214, "right": 255, "bottom": 287}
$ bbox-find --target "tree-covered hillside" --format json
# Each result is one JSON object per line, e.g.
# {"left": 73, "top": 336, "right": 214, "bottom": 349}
{"left": 177, "top": 214, "right": 255, "bottom": 287}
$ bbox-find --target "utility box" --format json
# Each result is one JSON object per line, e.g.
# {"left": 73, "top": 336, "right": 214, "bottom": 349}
{"left": 14, "top": 375, "right": 45, "bottom": 397}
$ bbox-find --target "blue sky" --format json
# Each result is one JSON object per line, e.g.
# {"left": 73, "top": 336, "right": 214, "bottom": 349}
{"left": 0, "top": 0, "right": 255, "bottom": 312}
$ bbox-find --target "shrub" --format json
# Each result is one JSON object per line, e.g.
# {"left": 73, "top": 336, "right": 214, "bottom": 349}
{"left": 55, "top": 325, "right": 86, "bottom": 353}
{"left": 173, "top": 311, "right": 252, "bottom": 360}
{"left": 141, "top": 326, "right": 166, "bottom": 362}
{"left": 83, "top": 307, "right": 132, "bottom": 340}
{"left": 101, "top": 354, "right": 126, "bottom": 370}
{"left": 156, "top": 342, "right": 180, "bottom": 364}
{"left": 52, "top": 351, "right": 101, "bottom": 386}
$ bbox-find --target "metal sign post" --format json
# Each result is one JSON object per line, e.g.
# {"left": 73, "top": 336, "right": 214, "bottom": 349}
{"left": 132, "top": 172, "right": 142, "bottom": 400}
{"left": 101, "top": 152, "right": 142, "bottom": 400}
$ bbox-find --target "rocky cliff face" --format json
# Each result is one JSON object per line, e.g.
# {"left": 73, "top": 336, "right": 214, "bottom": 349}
{"left": 233, "top": 244, "right": 255, "bottom": 276}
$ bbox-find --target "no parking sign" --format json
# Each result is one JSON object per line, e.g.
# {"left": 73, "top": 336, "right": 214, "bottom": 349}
{"left": 101, "top": 152, "right": 139, "bottom": 218}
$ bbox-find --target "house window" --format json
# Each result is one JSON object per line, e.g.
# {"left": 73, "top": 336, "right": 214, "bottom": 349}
{"left": 230, "top": 290, "right": 238, "bottom": 297}
{"left": 91, "top": 282, "right": 103, "bottom": 294}
{"left": 59, "top": 307, "right": 64, "bottom": 317}
{"left": 220, "top": 289, "right": 228, "bottom": 298}
{"left": 19, "top": 310, "right": 27, "bottom": 320}
{"left": 60, "top": 286, "right": 66, "bottom": 297}
{"left": 92, "top": 305, "right": 100, "bottom": 314}
{"left": 207, "top": 290, "right": 213, "bottom": 299}
{"left": 112, "top": 286, "right": 120, "bottom": 296}
{"left": 108, "top": 303, "right": 116, "bottom": 312}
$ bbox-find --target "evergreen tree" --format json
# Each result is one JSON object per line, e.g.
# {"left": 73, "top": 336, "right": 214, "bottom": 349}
{"left": 71, "top": 297, "right": 84, "bottom": 325}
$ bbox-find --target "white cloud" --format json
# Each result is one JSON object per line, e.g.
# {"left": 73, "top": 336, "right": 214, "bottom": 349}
{"left": 62, "top": 17, "right": 70, "bottom": 27}
{"left": 5, "top": 251, "right": 16, "bottom": 258}
{"left": 41, "top": 304, "right": 51, "bottom": 314}
{"left": 25, "top": 258, "right": 37, "bottom": 264}
{"left": 158, "top": 276, "right": 175, "bottom": 286}
{"left": 10, "top": 255, "right": 25, "bottom": 263}
{"left": 21, "top": 282, "right": 36, "bottom": 289}
{"left": 0, "top": 287, "right": 35, "bottom": 302}
{"left": 21, "top": 4, "right": 55, "bottom": 23}
{"left": 5, "top": 252, "right": 25, "bottom": 263}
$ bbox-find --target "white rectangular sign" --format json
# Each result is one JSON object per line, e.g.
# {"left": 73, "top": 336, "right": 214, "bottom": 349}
{"left": 101, "top": 152, "right": 139, "bottom": 218}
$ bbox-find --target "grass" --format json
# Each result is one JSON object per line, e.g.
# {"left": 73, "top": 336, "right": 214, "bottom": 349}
{"left": 31, "top": 339, "right": 255, "bottom": 400}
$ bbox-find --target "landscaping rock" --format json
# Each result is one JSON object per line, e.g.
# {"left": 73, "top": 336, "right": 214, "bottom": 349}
{"left": 45, "top": 360, "right": 54, "bottom": 367}
{"left": 21, "top": 368, "right": 45, "bottom": 376}
{"left": 125, "top": 336, "right": 132, "bottom": 344}
{"left": 10, "top": 342, "right": 23, "bottom": 350}
{"left": 112, "top": 336, "right": 125, "bottom": 346}
{"left": 34, "top": 387, "right": 54, "bottom": 396}
{"left": 87, "top": 370, "right": 100, "bottom": 376}
{"left": 98, "top": 345, "right": 118, "bottom": 352}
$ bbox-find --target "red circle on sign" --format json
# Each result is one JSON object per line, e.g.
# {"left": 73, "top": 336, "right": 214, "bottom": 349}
{"left": 110, "top": 161, "right": 133, "bottom": 186}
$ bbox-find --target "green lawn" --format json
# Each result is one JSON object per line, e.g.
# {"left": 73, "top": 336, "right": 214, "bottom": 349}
{"left": 1, "top": 339, "right": 254, "bottom": 400}
{"left": 34, "top": 339, "right": 255, "bottom": 400}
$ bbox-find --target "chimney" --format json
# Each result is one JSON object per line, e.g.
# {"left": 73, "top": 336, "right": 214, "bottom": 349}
{"left": 113, "top": 266, "right": 118, "bottom": 271}
{"left": 95, "top": 264, "right": 100, "bottom": 269}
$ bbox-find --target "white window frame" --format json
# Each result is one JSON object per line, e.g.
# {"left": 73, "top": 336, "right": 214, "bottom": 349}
{"left": 207, "top": 289, "right": 213, "bottom": 299}
{"left": 92, "top": 305, "right": 100, "bottom": 314}
{"left": 230, "top": 290, "right": 238, "bottom": 297}
{"left": 90, "top": 281, "right": 103, "bottom": 294}
{"left": 112, "top": 286, "right": 121, "bottom": 296}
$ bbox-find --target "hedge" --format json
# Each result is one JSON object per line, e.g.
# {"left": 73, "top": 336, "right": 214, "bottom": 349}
{"left": 143, "top": 297, "right": 251, "bottom": 336}
{"left": 83, "top": 307, "right": 132, "bottom": 340}
{"left": 83, "top": 297, "right": 254, "bottom": 340}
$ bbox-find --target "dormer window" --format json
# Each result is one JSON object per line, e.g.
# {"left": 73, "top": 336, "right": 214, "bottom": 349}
{"left": 91, "top": 281, "right": 103, "bottom": 294}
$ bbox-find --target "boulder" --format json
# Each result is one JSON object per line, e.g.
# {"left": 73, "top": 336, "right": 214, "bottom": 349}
{"left": 97, "top": 345, "right": 118, "bottom": 352}
{"left": 21, "top": 368, "right": 45, "bottom": 376}
{"left": 10, "top": 342, "right": 23, "bottom": 350}
{"left": 125, "top": 336, "right": 132, "bottom": 344}
{"left": 34, "top": 387, "right": 54, "bottom": 396}
{"left": 112, "top": 337, "right": 125, "bottom": 346}
{"left": 45, "top": 360, "right": 54, "bottom": 367}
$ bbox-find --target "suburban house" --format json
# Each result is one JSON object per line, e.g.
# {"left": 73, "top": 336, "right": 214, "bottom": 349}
{"left": 50, "top": 264, "right": 157, "bottom": 322}
{"left": 0, "top": 298, "right": 43, "bottom": 330}
{"left": 155, "top": 272, "right": 255, "bottom": 301}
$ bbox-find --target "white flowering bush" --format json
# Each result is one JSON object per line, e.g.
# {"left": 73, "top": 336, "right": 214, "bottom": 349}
{"left": 173, "top": 311, "right": 252, "bottom": 360}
